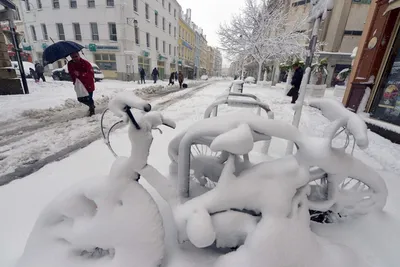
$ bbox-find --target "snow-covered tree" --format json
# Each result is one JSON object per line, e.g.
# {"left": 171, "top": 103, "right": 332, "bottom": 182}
{"left": 218, "top": 0, "right": 308, "bottom": 83}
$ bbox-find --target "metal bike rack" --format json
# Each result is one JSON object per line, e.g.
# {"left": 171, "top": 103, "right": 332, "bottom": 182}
{"left": 204, "top": 92, "right": 274, "bottom": 120}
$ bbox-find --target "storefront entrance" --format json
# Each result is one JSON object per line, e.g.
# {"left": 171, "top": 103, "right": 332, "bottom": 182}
{"left": 138, "top": 56, "right": 150, "bottom": 78}
{"left": 371, "top": 26, "right": 400, "bottom": 125}
{"left": 157, "top": 61, "right": 165, "bottom": 80}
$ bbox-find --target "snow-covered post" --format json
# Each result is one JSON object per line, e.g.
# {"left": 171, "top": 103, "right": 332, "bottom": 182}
{"left": 286, "top": 0, "right": 333, "bottom": 155}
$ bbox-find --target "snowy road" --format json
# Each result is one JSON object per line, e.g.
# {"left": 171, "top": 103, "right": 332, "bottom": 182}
{"left": 0, "top": 81, "right": 213, "bottom": 185}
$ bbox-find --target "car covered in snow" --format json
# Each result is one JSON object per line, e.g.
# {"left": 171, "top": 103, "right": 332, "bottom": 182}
{"left": 244, "top": 76, "right": 256, "bottom": 84}
{"left": 52, "top": 63, "right": 104, "bottom": 82}
{"left": 201, "top": 75, "right": 209, "bottom": 80}
{"left": 11, "top": 61, "right": 35, "bottom": 79}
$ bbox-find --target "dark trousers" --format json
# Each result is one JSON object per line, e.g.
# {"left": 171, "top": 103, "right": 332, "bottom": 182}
{"left": 140, "top": 76, "right": 145, "bottom": 84}
{"left": 78, "top": 92, "right": 94, "bottom": 109}
{"left": 179, "top": 81, "right": 183, "bottom": 88}
{"left": 37, "top": 73, "right": 46, "bottom": 82}
{"left": 291, "top": 89, "right": 299, "bottom": 103}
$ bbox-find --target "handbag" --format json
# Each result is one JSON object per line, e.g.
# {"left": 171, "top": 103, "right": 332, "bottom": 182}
{"left": 74, "top": 78, "right": 89, "bottom": 98}
{"left": 287, "top": 87, "right": 295, "bottom": 97}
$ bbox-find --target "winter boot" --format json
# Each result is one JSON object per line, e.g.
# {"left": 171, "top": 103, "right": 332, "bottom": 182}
{"left": 88, "top": 105, "right": 95, "bottom": 116}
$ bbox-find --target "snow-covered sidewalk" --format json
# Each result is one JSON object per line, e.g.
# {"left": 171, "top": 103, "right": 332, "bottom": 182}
{"left": 0, "top": 79, "right": 209, "bottom": 182}
{"left": 1, "top": 81, "right": 399, "bottom": 267}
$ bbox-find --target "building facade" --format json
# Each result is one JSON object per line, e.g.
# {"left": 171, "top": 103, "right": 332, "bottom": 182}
{"left": 289, "top": 0, "right": 371, "bottom": 86}
{"left": 344, "top": 0, "right": 400, "bottom": 143}
{"left": 213, "top": 48, "right": 222, "bottom": 77}
{"left": 0, "top": 1, "right": 22, "bottom": 94}
{"left": 178, "top": 9, "right": 195, "bottom": 79}
{"left": 17, "top": 0, "right": 181, "bottom": 80}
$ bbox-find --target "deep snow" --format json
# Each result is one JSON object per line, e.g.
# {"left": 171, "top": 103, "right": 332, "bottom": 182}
{"left": 0, "top": 81, "right": 400, "bottom": 267}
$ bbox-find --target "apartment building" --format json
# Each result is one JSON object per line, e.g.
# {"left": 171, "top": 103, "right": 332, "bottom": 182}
{"left": 213, "top": 48, "right": 222, "bottom": 77}
{"left": 289, "top": 0, "right": 371, "bottom": 86}
{"left": 17, "top": 0, "right": 181, "bottom": 80}
{"left": 178, "top": 9, "right": 195, "bottom": 78}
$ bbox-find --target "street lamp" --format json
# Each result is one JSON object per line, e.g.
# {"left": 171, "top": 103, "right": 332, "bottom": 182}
{"left": 286, "top": 0, "right": 333, "bottom": 155}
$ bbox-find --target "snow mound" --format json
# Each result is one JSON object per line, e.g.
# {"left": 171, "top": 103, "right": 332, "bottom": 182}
{"left": 215, "top": 216, "right": 369, "bottom": 267}
{"left": 17, "top": 162, "right": 165, "bottom": 267}
{"left": 210, "top": 124, "right": 254, "bottom": 155}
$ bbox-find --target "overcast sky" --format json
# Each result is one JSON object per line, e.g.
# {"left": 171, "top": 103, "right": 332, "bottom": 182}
{"left": 177, "top": 0, "right": 246, "bottom": 67}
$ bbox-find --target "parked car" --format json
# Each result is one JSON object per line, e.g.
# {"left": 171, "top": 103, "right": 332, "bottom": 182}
{"left": 11, "top": 61, "right": 35, "bottom": 78}
{"left": 52, "top": 63, "right": 104, "bottom": 82}
{"left": 201, "top": 75, "right": 209, "bottom": 80}
{"left": 244, "top": 76, "right": 256, "bottom": 84}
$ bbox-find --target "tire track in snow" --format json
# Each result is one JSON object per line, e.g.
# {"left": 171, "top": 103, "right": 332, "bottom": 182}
{"left": 0, "top": 82, "right": 213, "bottom": 186}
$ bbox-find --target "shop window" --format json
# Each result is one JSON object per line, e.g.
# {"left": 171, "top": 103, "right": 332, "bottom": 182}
{"left": 372, "top": 27, "right": 400, "bottom": 125}
{"left": 94, "top": 53, "right": 117, "bottom": 71}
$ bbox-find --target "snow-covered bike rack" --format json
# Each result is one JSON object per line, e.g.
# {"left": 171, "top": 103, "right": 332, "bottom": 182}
{"left": 204, "top": 92, "right": 274, "bottom": 119}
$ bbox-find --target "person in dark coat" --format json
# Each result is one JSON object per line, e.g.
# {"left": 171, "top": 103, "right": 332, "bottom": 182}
{"left": 174, "top": 71, "right": 178, "bottom": 81}
{"left": 68, "top": 52, "right": 96, "bottom": 116}
{"left": 178, "top": 71, "right": 184, "bottom": 89}
{"left": 168, "top": 72, "right": 175, "bottom": 85}
{"left": 35, "top": 62, "right": 46, "bottom": 82}
{"left": 152, "top": 67, "right": 159, "bottom": 84}
{"left": 289, "top": 63, "right": 304, "bottom": 103}
{"left": 139, "top": 67, "right": 146, "bottom": 84}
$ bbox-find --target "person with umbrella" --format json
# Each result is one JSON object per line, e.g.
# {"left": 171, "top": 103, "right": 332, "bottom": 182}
{"left": 68, "top": 52, "right": 96, "bottom": 116}
{"left": 43, "top": 41, "right": 96, "bottom": 116}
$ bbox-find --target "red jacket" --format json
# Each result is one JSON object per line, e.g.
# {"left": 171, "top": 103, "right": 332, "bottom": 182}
{"left": 67, "top": 58, "right": 95, "bottom": 93}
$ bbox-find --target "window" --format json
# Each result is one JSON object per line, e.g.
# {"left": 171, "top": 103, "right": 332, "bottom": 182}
{"left": 344, "top": 30, "right": 363, "bottom": 36}
{"left": 36, "top": 0, "right": 42, "bottom": 9}
{"left": 174, "top": 9, "right": 176, "bottom": 18}
{"left": 73, "top": 23, "right": 82, "bottom": 41}
{"left": 174, "top": 26, "right": 176, "bottom": 38}
{"left": 56, "top": 23, "right": 65, "bottom": 40}
{"left": 162, "top": 17, "right": 165, "bottom": 31}
{"left": 174, "top": 46, "right": 176, "bottom": 57}
{"left": 162, "top": 0, "right": 165, "bottom": 8}
{"left": 107, "top": 0, "right": 114, "bottom": 7}
{"left": 168, "top": 2, "right": 171, "bottom": 13}
{"left": 30, "top": 25, "right": 37, "bottom": 41}
{"left": 155, "top": 12, "right": 158, "bottom": 26}
{"left": 156, "top": 37, "right": 159, "bottom": 50}
{"left": 133, "top": 0, "right": 138, "bottom": 12}
{"left": 169, "top": 23, "right": 171, "bottom": 35}
{"left": 90, "top": 22, "right": 99, "bottom": 41}
{"left": 145, "top": 3, "right": 149, "bottom": 20}
{"left": 94, "top": 53, "right": 117, "bottom": 70}
{"left": 163, "top": 41, "right": 166, "bottom": 53}
{"left": 70, "top": 0, "right": 77, "bottom": 8}
{"left": 53, "top": 0, "right": 60, "bottom": 9}
{"left": 109, "top": 22, "right": 117, "bottom": 41}
{"left": 138, "top": 56, "right": 150, "bottom": 76}
{"left": 146, "top": 32, "right": 150, "bottom": 48}
{"left": 88, "top": 0, "right": 95, "bottom": 7}
{"left": 134, "top": 25, "right": 139, "bottom": 44}
{"left": 41, "top": 24, "right": 48, "bottom": 40}
{"left": 25, "top": 0, "right": 30, "bottom": 11}
{"left": 352, "top": 0, "right": 371, "bottom": 3}
{"left": 169, "top": 44, "right": 171, "bottom": 55}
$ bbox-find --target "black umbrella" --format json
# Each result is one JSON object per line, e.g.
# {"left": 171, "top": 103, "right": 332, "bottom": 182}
{"left": 42, "top": 41, "right": 84, "bottom": 66}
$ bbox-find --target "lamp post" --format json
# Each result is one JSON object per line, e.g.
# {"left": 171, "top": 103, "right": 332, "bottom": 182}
{"left": 286, "top": 0, "right": 333, "bottom": 155}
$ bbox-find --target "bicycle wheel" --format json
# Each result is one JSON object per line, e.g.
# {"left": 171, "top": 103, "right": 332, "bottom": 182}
{"left": 308, "top": 164, "right": 388, "bottom": 223}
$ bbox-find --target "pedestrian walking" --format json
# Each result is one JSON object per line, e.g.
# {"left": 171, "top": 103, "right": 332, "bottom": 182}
{"left": 68, "top": 52, "right": 96, "bottom": 116}
{"left": 175, "top": 71, "right": 178, "bottom": 81}
{"left": 140, "top": 67, "right": 146, "bottom": 84}
{"left": 34, "top": 62, "right": 46, "bottom": 82}
{"left": 152, "top": 67, "right": 159, "bottom": 84}
{"left": 168, "top": 72, "right": 175, "bottom": 86}
{"left": 287, "top": 63, "right": 304, "bottom": 104}
{"left": 178, "top": 71, "right": 184, "bottom": 89}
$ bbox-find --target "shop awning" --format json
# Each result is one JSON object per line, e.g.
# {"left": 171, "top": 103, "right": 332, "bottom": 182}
{"left": 384, "top": 0, "right": 400, "bottom": 15}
